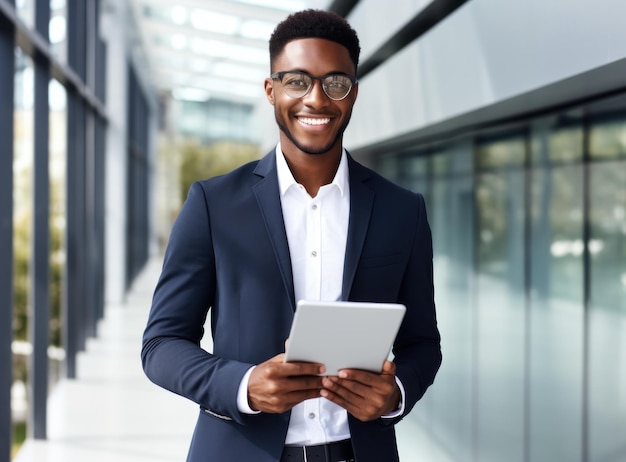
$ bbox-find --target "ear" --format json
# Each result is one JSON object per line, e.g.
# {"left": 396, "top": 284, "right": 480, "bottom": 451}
{"left": 264, "top": 78, "right": 275, "bottom": 105}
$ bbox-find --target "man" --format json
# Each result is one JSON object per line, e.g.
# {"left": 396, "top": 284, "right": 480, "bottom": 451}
{"left": 142, "top": 9, "right": 441, "bottom": 462}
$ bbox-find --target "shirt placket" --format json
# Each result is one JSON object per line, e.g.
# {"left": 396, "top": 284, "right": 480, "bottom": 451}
{"left": 304, "top": 198, "right": 322, "bottom": 301}
{"left": 303, "top": 196, "right": 325, "bottom": 441}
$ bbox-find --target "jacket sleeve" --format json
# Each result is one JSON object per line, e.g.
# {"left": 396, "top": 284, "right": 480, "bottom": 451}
{"left": 141, "top": 182, "right": 253, "bottom": 425}
{"left": 389, "top": 193, "right": 442, "bottom": 423}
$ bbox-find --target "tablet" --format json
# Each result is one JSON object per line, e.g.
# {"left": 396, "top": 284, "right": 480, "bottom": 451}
{"left": 284, "top": 300, "right": 406, "bottom": 376}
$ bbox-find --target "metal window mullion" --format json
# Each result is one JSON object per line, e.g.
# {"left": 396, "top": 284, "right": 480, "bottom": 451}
{"left": 64, "top": 89, "right": 78, "bottom": 379}
{"left": 75, "top": 98, "right": 88, "bottom": 354}
{"left": 64, "top": 92, "right": 87, "bottom": 378}
{"left": 94, "top": 115, "right": 106, "bottom": 323}
{"left": 29, "top": 0, "right": 51, "bottom": 440}
{"left": 0, "top": 6, "right": 16, "bottom": 462}
{"left": 30, "top": 50, "right": 50, "bottom": 441}
{"left": 84, "top": 107, "right": 96, "bottom": 339}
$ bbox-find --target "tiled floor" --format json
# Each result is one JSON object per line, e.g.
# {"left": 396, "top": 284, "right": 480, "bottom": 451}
{"left": 14, "top": 256, "right": 452, "bottom": 462}
{"left": 14, "top": 257, "right": 199, "bottom": 462}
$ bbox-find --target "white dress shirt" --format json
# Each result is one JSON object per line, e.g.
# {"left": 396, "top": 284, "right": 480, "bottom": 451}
{"left": 278, "top": 143, "right": 351, "bottom": 445}
{"left": 236, "top": 144, "right": 404, "bottom": 445}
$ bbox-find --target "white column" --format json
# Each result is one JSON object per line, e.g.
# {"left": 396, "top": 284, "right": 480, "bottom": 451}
{"left": 101, "top": 0, "right": 129, "bottom": 303}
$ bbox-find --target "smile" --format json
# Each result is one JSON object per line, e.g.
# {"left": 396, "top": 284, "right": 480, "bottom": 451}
{"left": 298, "top": 117, "right": 331, "bottom": 126}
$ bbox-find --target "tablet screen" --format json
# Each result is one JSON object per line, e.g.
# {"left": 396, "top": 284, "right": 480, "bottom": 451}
{"left": 284, "top": 300, "right": 406, "bottom": 376}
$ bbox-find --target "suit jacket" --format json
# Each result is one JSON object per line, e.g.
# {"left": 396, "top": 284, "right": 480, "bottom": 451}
{"left": 141, "top": 149, "right": 441, "bottom": 462}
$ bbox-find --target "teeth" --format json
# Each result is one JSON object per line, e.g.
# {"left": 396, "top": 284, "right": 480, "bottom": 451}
{"left": 299, "top": 117, "right": 330, "bottom": 126}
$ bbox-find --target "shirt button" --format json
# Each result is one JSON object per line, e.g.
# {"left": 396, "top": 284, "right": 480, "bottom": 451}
{"left": 308, "top": 412, "right": 316, "bottom": 419}
{"left": 311, "top": 250, "right": 317, "bottom": 257}
{"left": 311, "top": 204, "right": 318, "bottom": 210}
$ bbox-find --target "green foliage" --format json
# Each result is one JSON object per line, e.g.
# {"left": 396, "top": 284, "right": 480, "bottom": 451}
{"left": 12, "top": 421, "right": 26, "bottom": 458}
{"left": 178, "top": 140, "right": 261, "bottom": 199}
{"left": 13, "top": 210, "right": 30, "bottom": 344}
{"left": 13, "top": 203, "right": 63, "bottom": 348}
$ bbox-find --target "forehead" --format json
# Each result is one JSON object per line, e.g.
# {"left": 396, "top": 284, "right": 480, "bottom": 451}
{"left": 272, "top": 38, "right": 355, "bottom": 75}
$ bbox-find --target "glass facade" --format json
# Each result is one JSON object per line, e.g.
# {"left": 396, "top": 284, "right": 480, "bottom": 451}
{"left": 384, "top": 94, "right": 626, "bottom": 462}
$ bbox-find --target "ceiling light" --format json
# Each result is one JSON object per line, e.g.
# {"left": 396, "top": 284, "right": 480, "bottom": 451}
{"left": 230, "top": 0, "right": 307, "bottom": 10}
{"left": 239, "top": 19, "right": 275, "bottom": 40}
{"left": 171, "top": 34, "right": 187, "bottom": 50}
{"left": 190, "top": 9, "right": 240, "bottom": 35}
{"left": 172, "top": 87, "right": 211, "bottom": 102}
{"left": 190, "top": 38, "right": 267, "bottom": 65}
{"left": 212, "top": 62, "right": 265, "bottom": 82}
{"left": 170, "top": 6, "right": 187, "bottom": 25}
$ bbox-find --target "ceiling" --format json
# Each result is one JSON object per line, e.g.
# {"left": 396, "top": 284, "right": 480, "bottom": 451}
{"left": 129, "top": 0, "right": 330, "bottom": 106}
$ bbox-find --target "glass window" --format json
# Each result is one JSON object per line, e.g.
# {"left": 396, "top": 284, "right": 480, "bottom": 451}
{"left": 528, "top": 120, "right": 584, "bottom": 461}
{"left": 475, "top": 165, "right": 526, "bottom": 462}
{"left": 50, "top": 0, "right": 68, "bottom": 64}
{"left": 13, "top": 47, "right": 34, "bottom": 453}
{"left": 49, "top": 79, "right": 66, "bottom": 385}
{"left": 531, "top": 112, "right": 584, "bottom": 165}
{"left": 15, "top": 0, "right": 35, "bottom": 29}
{"left": 476, "top": 132, "right": 526, "bottom": 170}
{"left": 588, "top": 115, "right": 626, "bottom": 459}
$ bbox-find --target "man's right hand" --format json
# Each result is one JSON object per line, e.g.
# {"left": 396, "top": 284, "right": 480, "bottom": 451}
{"left": 248, "top": 353, "right": 325, "bottom": 413}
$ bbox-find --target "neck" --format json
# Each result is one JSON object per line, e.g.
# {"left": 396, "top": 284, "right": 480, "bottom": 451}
{"left": 281, "top": 146, "right": 342, "bottom": 198}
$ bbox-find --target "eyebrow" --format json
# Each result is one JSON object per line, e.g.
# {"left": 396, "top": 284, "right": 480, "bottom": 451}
{"left": 278, "top": 69, "right": 354, "bottom": 77}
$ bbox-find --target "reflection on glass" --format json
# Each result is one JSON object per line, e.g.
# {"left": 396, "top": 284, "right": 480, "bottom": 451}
{"left": 385, "top": 95, "right": 626, "bottom": 462}
{"left": 476, "top": 133, "right": 526, "bottom": 169}
{"left": 475, "top": 166, "right": 526, "bottom": 462}
{"left": 589, "top": 117, "right": 626, "bottom": 159}
{"left": 529, "top": 118, "right": 584, "bottom": 462}
{"left": 588, "top": 151, "right": 626, "bottom": 458}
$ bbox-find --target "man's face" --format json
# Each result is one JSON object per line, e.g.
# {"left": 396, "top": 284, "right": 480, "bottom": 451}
{"left": 265, "top": 38, "right": 358, "bottom": 157}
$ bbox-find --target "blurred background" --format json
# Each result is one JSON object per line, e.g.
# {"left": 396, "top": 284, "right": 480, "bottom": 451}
{"left": 1, "top": 0, "right": 625, "bottom": 461}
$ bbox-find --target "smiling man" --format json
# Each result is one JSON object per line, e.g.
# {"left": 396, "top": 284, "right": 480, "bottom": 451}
{"left": 142, "top": 9, "right": 441, "bottom": 462}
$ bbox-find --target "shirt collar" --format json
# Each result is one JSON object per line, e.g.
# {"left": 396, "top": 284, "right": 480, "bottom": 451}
{"left": 275, "top": 142, "right": 349, "bottom": 197}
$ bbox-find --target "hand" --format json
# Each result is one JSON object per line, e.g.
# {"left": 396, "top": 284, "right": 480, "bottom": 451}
{"left": 320, "top": 360, "right": 400, "bottom": 422}
{"left": 248, "top": 353, "right": 325, "bottom": 414}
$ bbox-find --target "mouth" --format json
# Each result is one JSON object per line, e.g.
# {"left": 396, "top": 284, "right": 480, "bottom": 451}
{"left": 297, "top": 116, "right": 331, "bottom": 126}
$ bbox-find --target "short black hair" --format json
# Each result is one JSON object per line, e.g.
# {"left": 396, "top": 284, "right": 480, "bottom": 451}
{"left": 269, "top": 9, "right": 360, "bottom": 72}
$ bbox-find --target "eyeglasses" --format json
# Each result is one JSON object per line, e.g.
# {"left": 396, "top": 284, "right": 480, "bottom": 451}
{"left": 270, "top": 71, "right": 357, "bottom": 101}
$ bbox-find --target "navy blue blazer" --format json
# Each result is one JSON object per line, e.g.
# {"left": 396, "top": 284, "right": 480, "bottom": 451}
{"left": 142, "top": 149, "right": 441, "bottom": 462}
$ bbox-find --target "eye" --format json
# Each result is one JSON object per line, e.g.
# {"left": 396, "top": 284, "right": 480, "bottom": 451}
{"left": 282, "top": 73, "right": 310, "bottom": 89}
{"left": 323, "top": 75, "right": 352, "bottom": 96}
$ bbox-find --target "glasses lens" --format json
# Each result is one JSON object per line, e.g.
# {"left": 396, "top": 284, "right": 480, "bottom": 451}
{"left": 322, "top": 75, "right": 353, "bottom": 100}
{"left": 280, "top": 72, "right": 312, "bottom": 98}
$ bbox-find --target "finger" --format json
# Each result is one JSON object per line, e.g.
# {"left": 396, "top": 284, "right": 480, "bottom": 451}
{"left": 322, "top": 376, "right": 368, "bottom": 402}
{"left": 320, "top": 387, "right": 378, "bottom": 421}
{"left": 282, "top": 361, "right": 326, "bottom": 376}
{"left": 381, "top": 360, "right": 396, "bottom": 375}
{"left": 320, "top": 385, "right": 358, "bottom": 410}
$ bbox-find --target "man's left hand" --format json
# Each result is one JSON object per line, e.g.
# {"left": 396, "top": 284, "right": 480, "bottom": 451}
{"left": 320, "top": 360, "right": 400, "bottom": 421}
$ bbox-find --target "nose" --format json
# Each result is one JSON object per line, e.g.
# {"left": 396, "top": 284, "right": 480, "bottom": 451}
{"left": 302, "top": 79, "right": 328, "bottom": 107}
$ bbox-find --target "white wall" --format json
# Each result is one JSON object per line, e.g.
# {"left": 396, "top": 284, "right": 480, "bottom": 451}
{"left": 344, "top": 0, "right": 626, "bottom": 150}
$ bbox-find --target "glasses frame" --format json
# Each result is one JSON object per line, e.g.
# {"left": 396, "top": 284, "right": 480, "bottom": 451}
{"left": 270, "top": 70, "right": 357, "bottom": 101}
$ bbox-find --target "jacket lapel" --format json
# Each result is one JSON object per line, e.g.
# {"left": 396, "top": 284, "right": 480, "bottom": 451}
{"left": 252, "top": 150, "right": 296, "bottom": 309}
{"left": 342, "top": 156, "right": 374, "bottom": 300}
